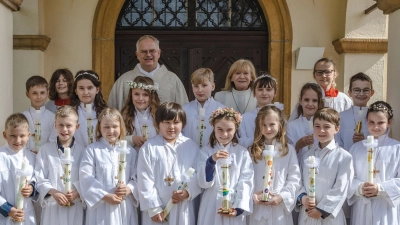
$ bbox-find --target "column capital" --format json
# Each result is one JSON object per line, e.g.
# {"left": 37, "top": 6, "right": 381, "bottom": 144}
{"left": 0, "top": 0, "right": 23, "bottom": 11}
{"left": 376, "top": 0, "right": 400, "bottom": 14}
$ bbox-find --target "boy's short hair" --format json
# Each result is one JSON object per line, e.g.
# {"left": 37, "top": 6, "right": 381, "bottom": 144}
{"left": 5, "top": 113, "right": 29, "bottom": 130}
{"left": 191, "top": 68, "right": 214, "bottom": 85}
{"left": 349, "top": 72, "right": 373, "bottom": 91}
{"left": 313, "top": 107, "right": 340, "bottom": 128}
{"left": 56, "top": 105, "right": 79, "bottom": 122}
{"left": 155, "top": 102, "right": 186, "bottom": 129}
{"left": 26, "top": 75, "right": 48, "bottom": 92}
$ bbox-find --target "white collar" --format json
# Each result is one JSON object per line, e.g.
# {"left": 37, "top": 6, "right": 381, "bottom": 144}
{"left": 161, "top": 133, "right": 184, "bottom": 149}
{"left": 29, "top": 105, "right": 46, "bottom": 113}
{"left": 100, "top": 137, "right": 119, "bottom": 149}
{"left": 138, "top": 63, "right": 160, "bottom": 77}
{"left": 317, "top": 139, "right": 337, "bottom": 151}
{"left": 232, "top": 88, "right": 252, "bottom": 95}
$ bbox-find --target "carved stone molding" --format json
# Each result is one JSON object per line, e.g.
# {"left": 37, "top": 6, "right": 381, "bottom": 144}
{"left": 0, "top": 0, "right": 23, "bottom": 11}
{"left": 13, "top": 35, "right": 51, "bottom": 51}
{"left": 376, "top": 0, "right": 400, "bottom": 14}
{"left": 332, "top": 38, "right": 388, "bottom": 55}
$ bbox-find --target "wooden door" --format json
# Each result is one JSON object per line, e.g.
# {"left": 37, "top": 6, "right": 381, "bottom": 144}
{"left": 115, "top": 30, "right": 268, "bottom": 101}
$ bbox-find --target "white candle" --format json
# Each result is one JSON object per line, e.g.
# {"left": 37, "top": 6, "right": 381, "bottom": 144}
{"left": 163, "top": 167, "right": 195, "bottom": 220}
{"left": 118, "top": 141, "right": 127, "bottom": 186}
{"left": 308, "top": 120, "right": 313, "bottom": 150}
{"left": 262, "top": 145, "right": 274, "bottom": 201}
{"left": 85, "top": 104, "right": 92, "bottom": 114}
{"left": 221, "top": 162, "right": 230, "bottom": 211}
{"left": 197, "top": 108, "right": 206, "bottom": 148}
{"left": 308, "top": 156, "right": 316, "bottom": 204}
{"left": 34, "top": 110, "right": 41, "bottom": 152}
{"left": 86, "top": 105, "right": 94, "bottom": 144}
{"left": 17, "top": 160, "right": 28, "bottom": 209}
{"left": 142, "top": 117, "right": 149, "bottom": 140}
{"left": 63, "top": 147, "right": 72, "bottom": 194}
{"left": 367, "top": 135, "right": 374, "bottom": 183}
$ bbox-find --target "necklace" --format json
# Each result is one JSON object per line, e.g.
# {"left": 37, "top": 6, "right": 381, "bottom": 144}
{"left": 231, "top": 91, "right": 251, "bottom": 114}
{"left": 372, "top": 135, "right": 387, "bottom": 178}
{"left": 163, "top": 141, "right": 179, "bottom": 186}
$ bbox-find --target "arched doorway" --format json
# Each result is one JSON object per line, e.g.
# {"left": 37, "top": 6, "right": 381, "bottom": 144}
{"left": 92, "top": 0, "right": 292, "bottom": 114}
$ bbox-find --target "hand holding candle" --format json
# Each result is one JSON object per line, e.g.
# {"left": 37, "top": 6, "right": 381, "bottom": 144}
{"left": 218, "top": 156, "right": 233, "bottom": 214}
{"left": 60, "top": 147, "right": 74, "bottom": 206}
{"left": 261, "top": 145, "right": 274, "bottom": 202}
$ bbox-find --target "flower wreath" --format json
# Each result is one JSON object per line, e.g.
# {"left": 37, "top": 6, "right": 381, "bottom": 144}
{"left": 127, "top": 81, "right": 159, "bottom": 92}
{"left": 209, "top": 107, "right": 242, "bottom": 126}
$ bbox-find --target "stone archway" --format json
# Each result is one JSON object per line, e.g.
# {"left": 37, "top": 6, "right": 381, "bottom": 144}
{"left": 92, "top": 0, "right": 293, "bottom": 114}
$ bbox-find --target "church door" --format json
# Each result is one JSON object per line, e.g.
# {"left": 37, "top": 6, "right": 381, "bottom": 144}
{"left": 115, "top": 0, "right": 269, "bottom": 101}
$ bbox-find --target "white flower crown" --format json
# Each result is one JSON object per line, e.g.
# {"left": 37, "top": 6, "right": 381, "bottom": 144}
{"left": 255, "top": 73, "right": 277, "bottom": 84}
{"left": 127, "top": 81, "right": 159, "bottom": 92}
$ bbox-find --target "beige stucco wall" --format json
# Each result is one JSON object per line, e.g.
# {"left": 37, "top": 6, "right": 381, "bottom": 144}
{"left": 13, "top": 0, "right": 45, "bottom": 113}
{"left": 0, "top": 3, "right": 14, "bottom": 145}
{"left": 287, "top": 0, "right": 347, "bottom": 108}
{"left": 342, "top": 0, "right": 387, "bottom": 106}
{"left": 387, "top": 9, "right": 400, "bottom": 140}
{"left": 42, "top": 0, "right": 97, "bottom": 80}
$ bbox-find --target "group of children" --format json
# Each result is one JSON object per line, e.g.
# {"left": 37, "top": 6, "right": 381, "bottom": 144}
{"left": 0, "top": 57, "right": 399, "bottom": 225}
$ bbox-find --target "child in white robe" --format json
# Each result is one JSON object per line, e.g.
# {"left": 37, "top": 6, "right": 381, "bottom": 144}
{"left": 348, "top": 101, "right": 400, "bottom": 225}
{"left": 182, "top": 68, "right": 225, "bottom": 148}
{"left": 35, "top": 106, "right": 85, "bottom": 225}
{"left": 137, "top": 102, "right": 201, "bottom": 225}
{"left": 287, "top": 83, "right": 324, "bottom": 164}
{"left": 0, "top": 113, "right": 38, "bottom": 224}
{"left": 79, "top": 108, "right": 138, "bottom": 225}
{"left": 238, "top": 73, "right": 281, "bottom": 148}
{"left": 289, "top": 58, "right": 352, "bottom": 121}
{"left": 70, "top": 70, "right": 108, "bottom": 147}
{"left": 336, "top": 72, "right": 374, "bottom": 151}
{"left": 45, "top": 69, "right": 74, "bottom": 113}
{"left": 22, "top": 76, "right": 57, "bottom": 153}
{"left": 248, "top": 105, "right": 301, "bottom": 225}
{"left": 197, "top": 107, "right": 254, "bottom": 225}
{"left": 296, "top": 108, "right": 353, "bottom": 225}
{"left": 121, "top": 76, "right": 160, "bottom": 150}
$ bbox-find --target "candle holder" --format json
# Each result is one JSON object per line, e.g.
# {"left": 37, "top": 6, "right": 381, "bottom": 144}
{"left": 217, "top": 157, "right": 233, "bottom": 214}
{"left": 60, "top": 153, "right": 75, "bottom": 207}
{"left": 116, "top": 141, "right": 130, "bottom": 200}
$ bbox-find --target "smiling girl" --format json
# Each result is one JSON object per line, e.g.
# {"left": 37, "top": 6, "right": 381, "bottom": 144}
{"left": 348, "top": 101, "right": 400, "bottom": 225}
{"left": 121, "top": 76, "right": 160, "bottom": 150}
{"left": 79, "top": 108, "right": 138, "bottom": 225}
{"left": 197, "top": 107, "right": 254, "bottom": 225}
{"left": 70, "top": 70, "right": 107, "bottom": 147}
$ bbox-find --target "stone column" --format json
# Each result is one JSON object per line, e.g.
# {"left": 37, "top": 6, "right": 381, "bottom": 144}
{"left": 377, "top": 0, "right": 400, "bottom": 140}
{"left": 0, "top": 0, "right": 21, "bottom": 145}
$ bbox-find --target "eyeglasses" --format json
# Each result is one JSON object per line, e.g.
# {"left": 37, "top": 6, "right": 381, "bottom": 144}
{"left": 351, "top": 88, "right": 371, "bottom": 94}
{"left": 314, "top": 70, "right": 335, "bottom": 76}
{"left": 139, "top": 49, "right": 159, "bottom": 55}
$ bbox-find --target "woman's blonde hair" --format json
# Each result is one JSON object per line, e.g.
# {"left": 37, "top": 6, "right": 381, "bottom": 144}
{"left": 222, "top": 59, "right": 257, "bottom": 91}
{"left": 250, "top": 105, "right": 288, "bottom": 163}
{"left": 96, "top": 108, "right": 126, "bottom": 141}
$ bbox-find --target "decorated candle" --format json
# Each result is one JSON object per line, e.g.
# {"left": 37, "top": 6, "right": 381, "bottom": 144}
{"left": 118, "top": 140, "right": 128, "bottom": 186}
{"left": 197, "top": 108, "right": 206, "bottom": 148}
{"left": 262, "top": 145, "right": 274, "bottom": 201}
{"left": 163, "top": 167, "right": 195, "bottom": 220}
{"left": 367, "top": 135, "right": 374, "bottom": 183}
{"left": 63, "top": 147, "right": 72, "bottom": 194}
{"left": 86, "top": 104, "right": 94, "bottom": 144}
{"left": 220, "top": 157, "right": 232, "bottom": 213}
{"left": 142, "top": 116, "right": 149, "bottom": 140}
{"left": 17, "top": 160, "right": 28, "bottom": 210}
{"left": 34, "top": 110, "right": 42, "bottom": 152}
{"left": 308, "top": 156, "right": 316, "bottom": 203}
